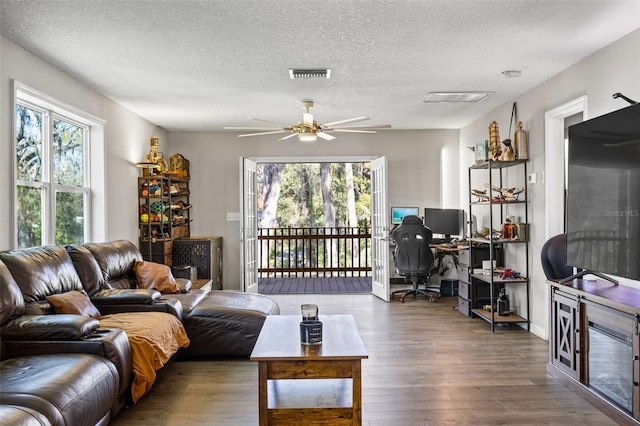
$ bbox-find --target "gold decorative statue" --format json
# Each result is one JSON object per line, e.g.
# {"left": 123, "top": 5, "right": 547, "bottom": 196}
{"left": 142, "top": 136, "right": 169, "bottom": 174}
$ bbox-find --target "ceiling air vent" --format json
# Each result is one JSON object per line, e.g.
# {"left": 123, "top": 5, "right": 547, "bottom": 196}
{"left": 420, "top": 92, "right": 493, "bottom": 103}
{"left": 289, "top": 68, "right": 331, "bottom": 79}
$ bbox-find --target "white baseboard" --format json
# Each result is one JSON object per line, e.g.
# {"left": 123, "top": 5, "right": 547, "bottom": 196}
{"left": 530, "top": 323, "right": 547, "bottom": 340}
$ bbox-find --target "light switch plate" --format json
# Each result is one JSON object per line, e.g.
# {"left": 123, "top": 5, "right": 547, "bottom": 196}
{"left": 226, "top": 212, "right": 240, "bottom": 221}
{"left": 528, "top": 173, "right": 537, "bottom": 184}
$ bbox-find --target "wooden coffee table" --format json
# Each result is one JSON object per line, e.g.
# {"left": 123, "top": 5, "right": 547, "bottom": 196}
{"left": 250, "top": 314, "right": 368, "bottom": 425}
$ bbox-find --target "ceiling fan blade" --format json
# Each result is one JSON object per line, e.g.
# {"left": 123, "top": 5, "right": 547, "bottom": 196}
{"left": 250, "top": 118, "right": 289, "bottom": 126}
{"left": 278, "top": 133, "right": 298, "bottom": 141}
{"left": 238, "top": 130, "right": 286, "bottom": 137}
{"left": 317, "top": 132, "right": 336, "bottom": 141}
{"left": 332, "top": 124, "right": 391, "bottom": 129}
{"left": 323, "top": 116, "right": 369, "bottom": 127}
{"left": 330, "top": 129, "right": 377, "bottom": 134}
{"left": 224, "top": 126, "right": 283, "bottom": 130}
{"left": 303, "top": 112, "right": 314, "bottom": 127}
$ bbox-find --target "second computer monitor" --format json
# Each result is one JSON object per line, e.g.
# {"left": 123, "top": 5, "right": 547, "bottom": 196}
{"left": 423, "top": 208, "right": 465, "bottom": 241}
{"left": 391, "top": 207, "right": 420, "bottom": 225}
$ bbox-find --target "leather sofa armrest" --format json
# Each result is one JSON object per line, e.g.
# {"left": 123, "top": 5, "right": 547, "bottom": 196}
{"left": 90, "top": 288, "right": 161, "bottom": 305}
{"left": 96, "top": 297, "right": 183, "bottom": 321}
{"left": 1, "top": 314, "right": 99, "bottom": 341}
{"left": 2, "top": 328, "right": 132, "bottom": 399}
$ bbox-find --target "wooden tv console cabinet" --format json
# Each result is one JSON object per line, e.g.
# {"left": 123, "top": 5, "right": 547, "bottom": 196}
{"left": 548, "top": 279, "right": 640, "bottom": 425}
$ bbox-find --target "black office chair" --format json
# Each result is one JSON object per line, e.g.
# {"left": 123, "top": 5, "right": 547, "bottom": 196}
{"left": 391, "top": 215, "right": 438, "bottom": 303}
{"left": 541, "top": 233, "right": 573, "bottom": 281}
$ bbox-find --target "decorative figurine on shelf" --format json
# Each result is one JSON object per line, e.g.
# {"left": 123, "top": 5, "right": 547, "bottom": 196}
{"left": 488, "top": 121, "right": 502, "bottom": 161}
{"left": 487, "top": 184, "right": 525, "bottom": 202}
{"left": 501, "top": 137, "right": 515, "bottom": 161}
{"left": 470, "top": 188, "right": 490, "bottom": 202}
{"left": 472, "top": 184, "right": 524, "bottom": 203}
{"left": 167, "top": 153, "right": 190, "bottom": 179}
{"left": 137, "top": 136, "right": 169, "bottom": 175}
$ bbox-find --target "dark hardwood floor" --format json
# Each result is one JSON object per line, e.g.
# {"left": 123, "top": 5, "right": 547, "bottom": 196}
{"left": 110, "top": 294, "right": 618, "bottom": 425}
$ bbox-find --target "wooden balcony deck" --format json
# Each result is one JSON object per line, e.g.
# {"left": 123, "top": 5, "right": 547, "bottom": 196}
{"left": 258, "top": 276, "right": 372, "bottom": 294}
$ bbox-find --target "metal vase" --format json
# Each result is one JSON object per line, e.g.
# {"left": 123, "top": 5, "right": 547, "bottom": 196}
{"left": 514, "top": 121, "right": 528, "bottom": 160}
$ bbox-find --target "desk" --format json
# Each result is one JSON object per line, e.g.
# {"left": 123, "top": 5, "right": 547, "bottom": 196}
{"left": 250, "top": 315, "right": 368, "bottom": 425}
{"left": 430, "top": 243, "right": 468, "bottom": 252}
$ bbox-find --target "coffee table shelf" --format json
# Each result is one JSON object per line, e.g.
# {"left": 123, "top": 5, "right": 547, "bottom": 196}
{"left": 251, "top": 315, "right": 368, "bottom": 425}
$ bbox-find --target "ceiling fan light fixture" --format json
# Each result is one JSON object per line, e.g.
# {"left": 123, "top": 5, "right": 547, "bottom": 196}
{"left": 289, "top": 68, "right": 331, "bottom": 79}
{"left": 298, "top": 132, "right": 318, "bottom": 142}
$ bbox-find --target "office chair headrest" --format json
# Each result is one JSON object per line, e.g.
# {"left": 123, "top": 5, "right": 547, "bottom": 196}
{"left": 400, "top": 215, "right": 423, "bottom": 225}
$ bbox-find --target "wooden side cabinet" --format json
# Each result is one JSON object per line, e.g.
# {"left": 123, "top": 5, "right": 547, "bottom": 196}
{"left": 550, "top": 288, "right": 581, "bottom": 380}
{"left": 547, "top": 280, "right": 640, "bottom": 424}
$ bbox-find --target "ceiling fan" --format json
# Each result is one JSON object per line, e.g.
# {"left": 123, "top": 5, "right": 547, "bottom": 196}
{"left": 224, "top": 101, "right": 391, "bottom": 142}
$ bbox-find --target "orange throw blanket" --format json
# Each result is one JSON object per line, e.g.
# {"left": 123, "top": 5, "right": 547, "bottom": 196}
{"left": 99, "top": 312, "right": 190, "bottom": 403}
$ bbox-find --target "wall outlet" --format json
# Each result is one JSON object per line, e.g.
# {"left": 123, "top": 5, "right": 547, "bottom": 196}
{"left": 226, "top": 212, "right": 240, "bottom": 221}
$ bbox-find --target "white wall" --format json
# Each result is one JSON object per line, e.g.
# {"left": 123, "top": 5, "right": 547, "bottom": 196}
{"left": 169, "top": 129, "right": 460, "bottom": 290}
{"left": 459, "top": 29, "right": 640, "bottom": 339}
{"left": 0, "top": 36, "right": 168, "bottom": 249}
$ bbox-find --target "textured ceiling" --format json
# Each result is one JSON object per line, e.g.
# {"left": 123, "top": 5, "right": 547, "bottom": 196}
{"left": 1, "top": 0, "right": 639, "bottom": 132}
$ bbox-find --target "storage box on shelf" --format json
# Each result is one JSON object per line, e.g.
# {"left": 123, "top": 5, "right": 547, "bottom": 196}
{"left": 138, "top": 176, "right": 191, "bottom": 266}
{"left": 468, "top": 160, "right": 530, "bottom": 331}
{"left": 456, "top": 245, "right": 502, "bottom": 317}
{"left": 440, "top": 279, "right": 459, "bottom": 297}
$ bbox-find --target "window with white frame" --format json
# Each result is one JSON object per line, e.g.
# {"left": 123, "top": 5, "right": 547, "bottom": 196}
{"left": 14, "top": 85, "right": 102, "bottom": 248}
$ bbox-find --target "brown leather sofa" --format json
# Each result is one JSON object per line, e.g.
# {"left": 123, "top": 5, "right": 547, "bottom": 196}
{"left": 0, "top": 259, "right": 125, "bottom": 426}
{"left": 67, "top": 240, "right": 280, "bottom": 357}
{"left": 0, "top": 240, "right": 279, "bottom": 425}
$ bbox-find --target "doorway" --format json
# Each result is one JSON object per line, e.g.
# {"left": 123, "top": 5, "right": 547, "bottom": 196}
{"left": 240, "top": 156, "right": 390, "bottom": 300}
{"left": 545, "top": 96, "right": 587, "bottom": 239}
{"left": 542, "top": 96, "right": 587, "bottom": 340}
{"left": 256, "top": 161, "right": 372, "bottom": 295}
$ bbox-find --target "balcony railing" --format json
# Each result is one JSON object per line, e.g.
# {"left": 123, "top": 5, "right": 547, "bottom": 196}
{"left": 258, "top": 226, "right": 372, "bottom": 277}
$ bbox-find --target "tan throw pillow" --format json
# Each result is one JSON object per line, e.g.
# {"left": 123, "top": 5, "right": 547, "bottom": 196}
{"left": 46, "top": 290, "right": 102, "bottom": 318}
{"left": 133, "top": 260, "right": 180, "bottom": 294}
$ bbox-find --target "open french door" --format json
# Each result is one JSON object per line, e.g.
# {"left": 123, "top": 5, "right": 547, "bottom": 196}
{"left": 371, "top": 156, "right": 390, "bottom": 301}
{"left": 240, "top": 158, "right": 258, "bottom": 293}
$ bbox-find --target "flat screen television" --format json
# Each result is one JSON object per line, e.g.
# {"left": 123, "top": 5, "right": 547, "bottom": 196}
{"left": 423, "top": 208, "right": 465, "bottom": 241}
{"left": 566, "top": 103, "right": 640, "bottom": 282}
{"left": 391, "top": 207, "right": 420, "bottom": 225}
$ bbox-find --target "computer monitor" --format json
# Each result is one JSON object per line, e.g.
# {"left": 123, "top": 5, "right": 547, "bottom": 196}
{"left": 390, "top": 207, "right": 420, "bottom": 225}
{"left": 423, "top": 208, "right": 465, "bottom": 241}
